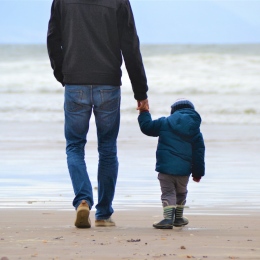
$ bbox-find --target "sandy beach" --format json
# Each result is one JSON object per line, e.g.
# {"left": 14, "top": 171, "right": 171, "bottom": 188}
{"left": 0, "top": 208, "right": 259, "bottom": 260}
{"left": 0, "top": 120, "right": 260, "bottom": 259}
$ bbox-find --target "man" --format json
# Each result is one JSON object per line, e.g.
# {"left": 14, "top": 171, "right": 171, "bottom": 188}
{"left": 47, "top": 0, "right": 149, "bottom": 228}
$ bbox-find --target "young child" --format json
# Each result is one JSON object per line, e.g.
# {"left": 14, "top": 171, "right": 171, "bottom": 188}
{"left": 137, "top": 98, "right": 205, "bottom": 229}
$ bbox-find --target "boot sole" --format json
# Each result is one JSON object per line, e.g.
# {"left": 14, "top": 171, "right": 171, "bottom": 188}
{"left": 75, "top": 208, "right": 91, "bottom": 228}
{"left": 173, "top": 222, "right": 189, "bottom": 227}
{"left": 153, "top": 224, "right": 173, "bottom": 229}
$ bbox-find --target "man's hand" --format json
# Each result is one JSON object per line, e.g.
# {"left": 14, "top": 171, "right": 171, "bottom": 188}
{"left": 137, "top": 99, "right": 149, "bottom": 112}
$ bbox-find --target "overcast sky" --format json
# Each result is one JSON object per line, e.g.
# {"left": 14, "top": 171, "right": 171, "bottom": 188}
{"left": 0, "top": 0, "right": 260, "bottom": 44}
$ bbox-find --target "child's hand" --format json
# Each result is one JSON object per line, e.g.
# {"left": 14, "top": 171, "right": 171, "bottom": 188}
{"left": 193, "top": 176, "right": 201, "bottom": 182}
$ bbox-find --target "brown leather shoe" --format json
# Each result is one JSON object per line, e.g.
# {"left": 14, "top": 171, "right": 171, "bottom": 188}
{"left": 74, "top": 200, "right": 91, "bottom": 228}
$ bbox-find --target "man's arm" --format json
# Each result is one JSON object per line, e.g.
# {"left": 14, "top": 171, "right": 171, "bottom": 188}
{"left": 47, "top": 0, "right": 64, "bottom": 85}
{"left": 117, "top": 0, "right": 148, "bottom": 101}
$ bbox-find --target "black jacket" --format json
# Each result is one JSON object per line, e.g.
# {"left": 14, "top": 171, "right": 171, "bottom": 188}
{"left": 47, "top": 0, "right": 148, "bottom": 100}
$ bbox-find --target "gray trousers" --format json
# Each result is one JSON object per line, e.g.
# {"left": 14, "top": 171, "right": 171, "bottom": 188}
{"left": 158, "top": 173, "right": 189, "bottom": 207}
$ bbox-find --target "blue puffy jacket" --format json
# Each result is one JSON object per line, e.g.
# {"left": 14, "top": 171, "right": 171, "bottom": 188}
{"left": 138, "top": 109, "right": 205, "bottom": 178}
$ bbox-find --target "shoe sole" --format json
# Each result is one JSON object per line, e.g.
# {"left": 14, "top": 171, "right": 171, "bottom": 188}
{"left": 95, "top": 221, "right": 115, "bottom": 227}
{"left": 75, "top": 208, "right": 91, "bottom": 228}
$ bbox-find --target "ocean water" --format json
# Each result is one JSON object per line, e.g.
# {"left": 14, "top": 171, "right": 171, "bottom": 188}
{"left": 0, "top": 44, "right": 260, "bottom": 124}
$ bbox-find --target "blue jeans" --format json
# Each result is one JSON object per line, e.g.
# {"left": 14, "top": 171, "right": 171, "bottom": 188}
{"left": 64, "top": 85, "right": 121, "bottom": 220}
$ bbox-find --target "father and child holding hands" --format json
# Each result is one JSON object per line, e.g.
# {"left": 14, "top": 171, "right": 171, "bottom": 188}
{"left": 47, "top": 0, "right": 205, "bottom": 229}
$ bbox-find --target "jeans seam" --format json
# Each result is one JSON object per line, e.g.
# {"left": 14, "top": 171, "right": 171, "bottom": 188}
{"left": 90, "top": 85, "right": 93, "bottom": 105}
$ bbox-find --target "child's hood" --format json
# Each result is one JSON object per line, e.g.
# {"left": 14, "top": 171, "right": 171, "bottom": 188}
{"left": 166, "top": 108, "right": 201, "bottom": 137}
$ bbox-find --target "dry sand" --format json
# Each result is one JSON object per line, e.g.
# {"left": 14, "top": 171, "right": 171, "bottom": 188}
{"left": 0, "top": 209, "right": 259, "bottom": 260}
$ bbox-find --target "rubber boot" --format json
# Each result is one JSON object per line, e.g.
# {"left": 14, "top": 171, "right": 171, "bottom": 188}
{"left": 173, "top": 201, "right": 189, "bottom": 227}
{"left": 153, "top": 206, "right": 175, "bottom": 229}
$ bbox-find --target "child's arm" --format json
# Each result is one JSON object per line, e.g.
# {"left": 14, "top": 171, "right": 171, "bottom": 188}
{"left": 191, "top": 132, "right": 205, "bottom": 181}
{"left": 137, "top": 111, "right": 163, "bottom": 137}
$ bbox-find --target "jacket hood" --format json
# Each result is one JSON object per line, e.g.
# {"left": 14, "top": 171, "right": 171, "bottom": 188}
{"left": 167, "top": 108, "right": 201, "bottom": 137}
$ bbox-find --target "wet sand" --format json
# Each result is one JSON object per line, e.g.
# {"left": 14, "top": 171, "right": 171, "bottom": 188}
{"left": 0, "top": 209, "right": 260, "bottom": 260}
{"left": 0, "top": 121, "right": 260, "bottom": 259}
{"left": 0, "top": 121, "right": 259, "bottom": 211}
